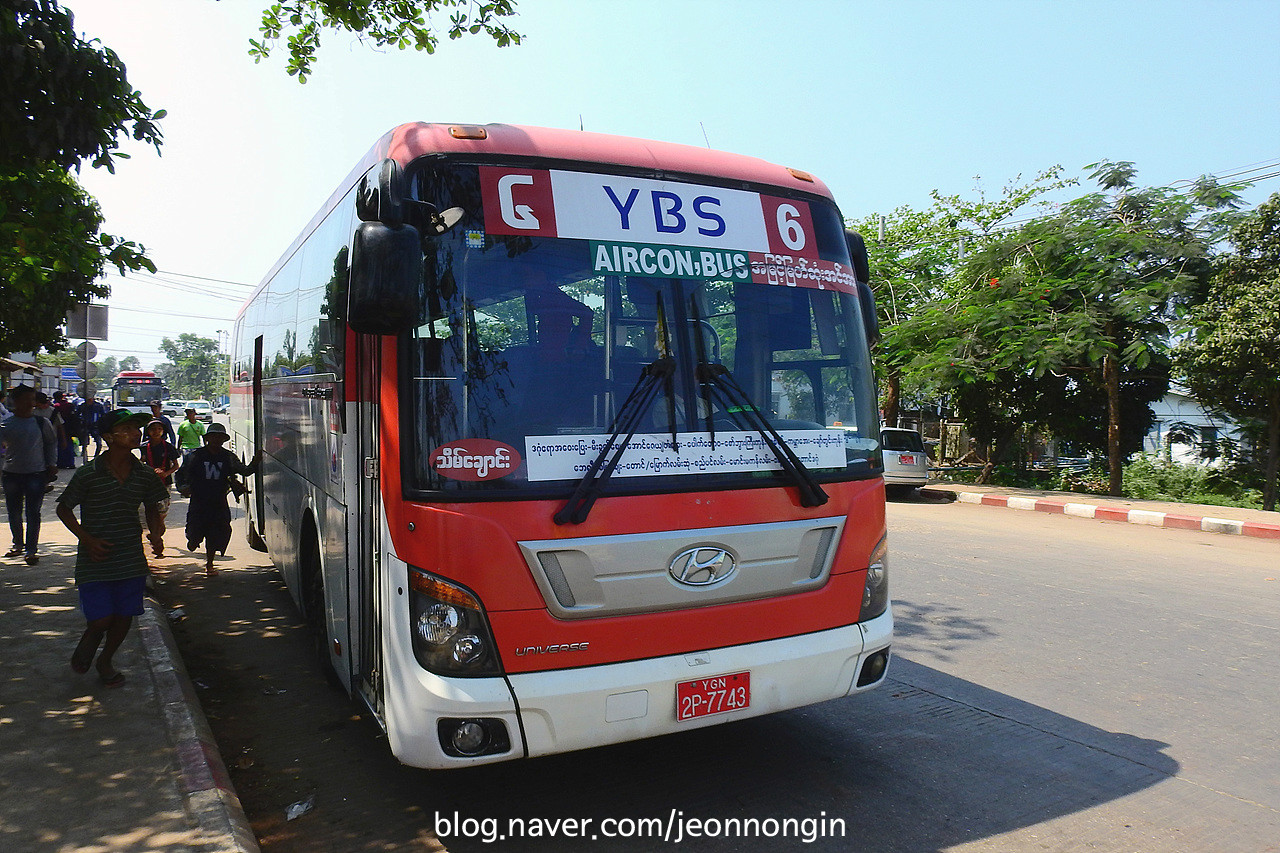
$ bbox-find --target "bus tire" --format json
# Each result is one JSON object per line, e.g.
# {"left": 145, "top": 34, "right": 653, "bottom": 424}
{"left": 301, "top": 524, "right": 344, "bottom": 692}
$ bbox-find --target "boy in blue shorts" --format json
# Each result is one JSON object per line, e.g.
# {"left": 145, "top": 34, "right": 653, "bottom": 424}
{"left": 56, "top": 409, "right": 168, "bottom": 688}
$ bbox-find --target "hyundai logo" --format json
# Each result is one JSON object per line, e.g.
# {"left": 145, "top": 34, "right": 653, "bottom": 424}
{"left": 669, "top": 547, "right": 737, "bottom": 587}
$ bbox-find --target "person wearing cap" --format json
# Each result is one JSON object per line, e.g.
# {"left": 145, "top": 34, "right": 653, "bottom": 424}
{"left": 140, "top": 419, "right": 182, "bottom": 547}
{"left": 175, "top": 422, "right": 260, "bottom": 576}
{"left": 1, "top": 385, "right": 58, "bottom": 565}
{"left": 56, "top": 409, "right": 168, "bottom": 688}
{"left": 147, "top": 400, "right": 176, "bottom": 446}
{"left": 175, "top": 407, "right": 206, "bottom": 457}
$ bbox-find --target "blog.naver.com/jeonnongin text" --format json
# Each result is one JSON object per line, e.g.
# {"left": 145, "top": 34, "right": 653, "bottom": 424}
{"left": 435, "top": 809, "right": 846, "bottom": 845}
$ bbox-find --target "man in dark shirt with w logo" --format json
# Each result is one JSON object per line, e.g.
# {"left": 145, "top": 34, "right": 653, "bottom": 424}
{"left": 175, "top": 423, "right": 260, "bottom": 577}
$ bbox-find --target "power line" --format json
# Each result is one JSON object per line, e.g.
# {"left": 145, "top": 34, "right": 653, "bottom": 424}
{"left": 102, "top": 270, "right": 249, "bottom": 302}
{"left": 152, "top": 268, "right": 254, "bottom": 288}
{"left": 108, "top": 304, "right": 233, "bottom": 321}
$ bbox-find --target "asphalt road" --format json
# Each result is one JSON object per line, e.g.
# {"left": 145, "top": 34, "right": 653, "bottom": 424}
{"left": 150, "top": 495, "right": 1280, "bottom": 852}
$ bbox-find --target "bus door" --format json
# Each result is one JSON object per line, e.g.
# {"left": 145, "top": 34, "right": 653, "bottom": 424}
{"left": 252, "top": 336, "right": 266, "bottom": 536}
{"left": 354, "top": 334, "right": 384, "bottom": 714}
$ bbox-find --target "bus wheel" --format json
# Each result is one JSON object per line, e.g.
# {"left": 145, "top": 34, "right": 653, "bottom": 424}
{"left": 302, "top": 529, "right": 344, "bottom": 691}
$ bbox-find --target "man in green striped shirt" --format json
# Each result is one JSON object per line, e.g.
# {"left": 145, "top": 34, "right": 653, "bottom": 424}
{"left": 57, "top": 409, "right": 168, "bottom": 688}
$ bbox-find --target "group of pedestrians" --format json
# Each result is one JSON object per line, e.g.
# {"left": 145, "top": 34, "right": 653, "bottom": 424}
{"left": 15, "top": 389, "right": 109, "bottom": 467}
{"left": 1, "top": 386, "right": 260, "bottom": 689}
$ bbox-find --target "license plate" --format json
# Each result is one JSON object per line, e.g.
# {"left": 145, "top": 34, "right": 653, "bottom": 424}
{"left": 676, "top": 671, "right": 750, "bottom": 721}
{"left": 899, "top": 453, "right": 915, "bottom": 465}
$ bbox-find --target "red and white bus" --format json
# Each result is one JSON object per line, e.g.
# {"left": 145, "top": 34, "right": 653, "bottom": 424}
{"left": 112, "top": 370, "right": 167, "bottom": 413}
{"left": 230, "top": 123, "right": 890, "bottom": 769}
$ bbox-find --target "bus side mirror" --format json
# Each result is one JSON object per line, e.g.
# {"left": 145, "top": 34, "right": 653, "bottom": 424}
{"left": 357, "top": 159, "right": 404, "bottom": 226}
{"left": 845, "top": 230, "right": 880, "bottom": 347}
{"left": 347, "top": 221, "right": 422, "bottom": 335}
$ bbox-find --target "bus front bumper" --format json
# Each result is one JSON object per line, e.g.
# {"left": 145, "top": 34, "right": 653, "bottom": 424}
{"left": 384, "top": 609, "right": 892, "bottom": 769}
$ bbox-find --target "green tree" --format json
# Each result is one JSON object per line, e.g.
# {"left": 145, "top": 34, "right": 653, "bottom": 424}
{"left": 912, "top": 162, "right": 1242, "bottom": 493}
{"left": 2, "top": 0, "right": 523, "bottom": 354}
{"left": 249, "top": 0, "right": 522, "bottom": 82}
{"left": 1, "top": 166, "right": 155, "bottom": 354}
{"left": 1178, "top": 193, "right": 1280, "bottom": 511}
{"left": 853, "top": 168, "right": 1072, "bottom": 427}
{"left": 118, "top": 355, "right": 140, "bottom": 371}
{"left": 158, "top": 334, "right": 222, "bottom": 400}
{"left": 2, "top": 0, "right": 163, "bottom": 354}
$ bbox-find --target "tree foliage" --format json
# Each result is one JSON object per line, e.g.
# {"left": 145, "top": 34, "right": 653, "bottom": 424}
{"left": 1178, "top": 192, "right": 1280, "bottom": 510}
{"left": 852, "top": 168, "right": 1073, "bottom": 427}
{"left": 248, "top": 0, "right": 522, "bottom": 81}
{"left": 0, "top": 0, "right": 165, "bottom": 173}
{"left": 896, "top": 162, "right": 1242, "bottom": 492}
{"left": 2, "top": 0, "right": 523, "bottom": 357}
{"left": 157, "top": 333, "right": 224, "bottom": 401}
{"left": 0, "top": 165, "right": 154, "bottom": 354}
{"left": 1, "top": 0, "right": 160, "bottom": 355}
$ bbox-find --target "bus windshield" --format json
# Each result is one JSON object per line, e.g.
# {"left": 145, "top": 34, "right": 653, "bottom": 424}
{"left": 404, "top": 162, "right": 880, "bottom": 497}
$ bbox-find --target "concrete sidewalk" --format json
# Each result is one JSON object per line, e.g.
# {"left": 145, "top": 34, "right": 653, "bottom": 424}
{"left": 0, "top": 473, "right": 258, "bottom": 853}
{"left": 924, "top": 481, "right": 1280, "bottom": 540}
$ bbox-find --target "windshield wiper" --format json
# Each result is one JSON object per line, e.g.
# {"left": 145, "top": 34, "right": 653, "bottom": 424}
{"left": 684, "top": 295, "right": 827, "bottom": 508}
{"left": 696, "top": 363, "right": 829, "bottom": 508}
{"left": 554, "top": 356, "right": 676, "bottom": 525}
{"left": 555, "top": 295, "right": 680, "bottom": 526}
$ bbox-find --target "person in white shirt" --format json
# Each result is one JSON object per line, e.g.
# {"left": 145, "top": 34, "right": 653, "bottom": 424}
{"left": 1, "top": 386, "right": 58, "bottom": 564}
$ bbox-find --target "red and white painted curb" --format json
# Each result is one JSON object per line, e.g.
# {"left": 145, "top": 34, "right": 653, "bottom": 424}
{"left": 952, "top": 491, "right": 1280, "bottom": 541}
{"left": 139, "top": 605, "right": 262, "bottom": 853}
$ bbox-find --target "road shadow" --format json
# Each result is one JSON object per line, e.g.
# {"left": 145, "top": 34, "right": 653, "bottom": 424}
{"left": 887, "top": 486, "right": 955, "bottom": 504}
{"left": 151, "top": 554, "right": 1180, "bottom": 853}
{"left": 889, "top": 597, "right": 1001, "bottom": 663}
{"left": 414, "top": 657, "right": 1177, "bottom": 852}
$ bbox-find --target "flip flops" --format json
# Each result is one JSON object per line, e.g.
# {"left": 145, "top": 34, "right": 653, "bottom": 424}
{"left": 99, "top": 671, "right": 126, "bottom": 688}
{"left": 5, "top": 546, "right": 23, "bottom": 558}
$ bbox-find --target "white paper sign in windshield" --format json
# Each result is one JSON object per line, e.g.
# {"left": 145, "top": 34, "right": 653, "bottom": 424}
{"left": 479, "top": 167, "right": 856, "bottom": 293}
{"left": 524, "top": 430, "right": 848, "bottom": 482}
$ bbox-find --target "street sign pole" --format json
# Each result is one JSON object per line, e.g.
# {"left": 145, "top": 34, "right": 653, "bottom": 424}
{"left": 74, "top": 341, "right": 98, "bottom": 463}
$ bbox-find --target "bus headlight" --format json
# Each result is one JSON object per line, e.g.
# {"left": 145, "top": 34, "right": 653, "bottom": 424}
{"left": 859, "top": 536, "right": 889, "bottom": 621}
{"left": 417, "top": 602, "right": 462, "bottom": 645}
{"left": 408, "top": 569, "right": 501, "bottom": 676}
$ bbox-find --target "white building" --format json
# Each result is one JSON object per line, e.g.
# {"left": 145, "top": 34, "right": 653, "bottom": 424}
{"left": 1143, "top": 384, "right": 1244, "bottom": 465}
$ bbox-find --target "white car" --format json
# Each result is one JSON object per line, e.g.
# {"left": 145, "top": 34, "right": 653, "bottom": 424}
{"left": 881, "top": 427, "right": 929, "bottom": 490}
{"left": 161, "top": 399, "right": 186, "bottom": 417}
{"left": 185, "top": 400, "right": 214, "bottom": 423}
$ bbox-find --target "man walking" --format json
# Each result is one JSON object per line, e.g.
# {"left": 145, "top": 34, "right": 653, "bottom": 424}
{"left": 1, "top": 386, "right": 58, "bottom": 564}
{"left": 79, "top": 395, "right": 107, "bottom": 457}
{"left": 52, "top": 391, "right": 81, "bottom": 469}
{"left": 175, "top": 407, "right": 206, "bottom": 457}
{"left": 56, "top": 409, "right": 167, "bottom": 687}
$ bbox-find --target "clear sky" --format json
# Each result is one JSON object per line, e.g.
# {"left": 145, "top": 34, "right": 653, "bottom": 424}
{"left": 64, "top": 0, "right": 1280, "bottom": 369}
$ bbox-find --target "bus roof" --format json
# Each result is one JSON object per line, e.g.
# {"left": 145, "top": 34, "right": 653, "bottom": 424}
{"left": 375, "top": 123, "right": 834, "bottom": 199}
{"left": 240, "top": 123, "right": 839, "bottom": 318}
